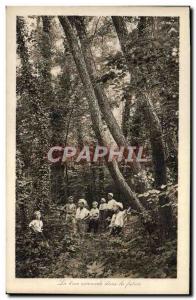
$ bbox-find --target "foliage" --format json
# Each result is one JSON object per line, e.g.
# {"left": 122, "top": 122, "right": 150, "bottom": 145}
{"left": 16, "top": 210, "right": 177, "bottom": 278}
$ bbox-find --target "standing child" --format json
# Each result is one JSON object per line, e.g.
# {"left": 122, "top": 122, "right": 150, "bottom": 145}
{"left": 64, "top": 196, "right": 77, "bottom": 237}
{"left": 109, "top": 202, "right": 131, "bottom": 236}
{"left": 29, "top": 211, "right": 49, "bottom": 247}
{"left": 88, "top": 201, "right": 99, "bottom": 234}
{"left": 107, "top": 193, "right": 117, "bottom": 219}
{"left": 75, "top": 199, "right": 89, "bottom": 235}
{"left": 29, "top": 210, "right": 43, "bottom": 234}
{"left": 99, "top": 198, "right": 108, "bottom": 232}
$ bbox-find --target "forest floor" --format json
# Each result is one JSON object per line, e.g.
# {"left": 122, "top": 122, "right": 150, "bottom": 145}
{"left": 16, "top": 213, "right": 177, "bottom": 278}
{"left": 18, "top": 216, "right": 176, "bottom": 278}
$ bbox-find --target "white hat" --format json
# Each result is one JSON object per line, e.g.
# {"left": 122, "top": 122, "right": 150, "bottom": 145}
{"left": 34, "top": 210, "right": 41, "bottom": 216}
{"left": 78, "top": 199, "right": 86, "bottom": 204}
{"left": 115, "top": 202, "right": 123, "bottom": 210}
{"left": 108, "top": 192, "right": 113, "bottom": 197}
{"left": 101, "top": 198, "right": 106, "bottom": 203}
{"left": 92, "top": 201, "right": 98, "bottom": 206}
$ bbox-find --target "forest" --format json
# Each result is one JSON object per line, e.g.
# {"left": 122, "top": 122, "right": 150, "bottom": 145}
{"left": 16, "top": 15, "right": 179, "bottom": 278}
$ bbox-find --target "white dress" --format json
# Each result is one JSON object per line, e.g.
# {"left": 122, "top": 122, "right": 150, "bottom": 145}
{"left": 109, "top": 211, "right": 126, "bottom": 228}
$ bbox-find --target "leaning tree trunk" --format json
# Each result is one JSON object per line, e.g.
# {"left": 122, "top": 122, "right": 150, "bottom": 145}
{"left": 112, "top": 16, "right": 173, "bottom": 235}
{"left": 58, "top": 16, "right": 144, "bottom": 212}
{"left": 70, "top": 16, "right": 149, "bottom": 191}
{"left": 71, "top": 16, "right": 127, "bottom": 147}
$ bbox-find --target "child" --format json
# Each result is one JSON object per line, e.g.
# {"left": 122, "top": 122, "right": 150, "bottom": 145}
{"left": 64, "top": 196, "right": 77, "bottom": 236}
{"left": 29, "top": 211, "right": 49, "bottom": 248}
{"left": 88, "top": 201, "right": 99, "bottom": 234}
{"left": 107, "top": 193, "right": 117, "bottom": 219}
{"left": 99, "top": 198, "right": 108, "bottom": 232}
{"left": 109, "top": 202, "right": 131, "bottom": 236}
{"left": 29, "top": 211, "right": 43, "bottom": 234}
{"left": 75, "top": 199, "right": 89, "bottom": 235}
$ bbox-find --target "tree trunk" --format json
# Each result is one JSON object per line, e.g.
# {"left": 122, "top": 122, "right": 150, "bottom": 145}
{"left": 59, "top": 16, "right": 144, "bottom": 212}
{"left": 71, "top": 16, "right": 127, "bottom": 147}
{"left": 122, "top": 93, "right": 132, "bottom": 139}
{"left": 112, "top": 16, "right": 167, "bottom": 188}
{"left": 17, "top": 17, "right": 50, "bottom": 220}
{"left": 70, "top": 16, "right": 149, "bottom": 191}
{"left": 112, "top": 17, "right": 133, "bottom": 76}
{"left": 16, "top": 17, "right": 33, "bottom": 170}
{"left": 112, "top": 16, "right": 173, "bottom": 235}
{"left": 41, "top": 17, "right": 65, "bottom": 204}
{"left": 140, "top": 93, "right": 167, "bottom": 187}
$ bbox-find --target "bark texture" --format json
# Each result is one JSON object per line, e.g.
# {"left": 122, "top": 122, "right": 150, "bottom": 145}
{"left": 41, "top": 17, "right": 65, "bottom": 204}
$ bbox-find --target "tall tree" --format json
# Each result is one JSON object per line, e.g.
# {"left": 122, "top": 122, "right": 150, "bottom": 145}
{"left": 71, "top": 16, "right": 126, "bottom": 147}
{"left": 58, "top": 16, "right": 144, "bottom": 211}
{"left": 40, "top": 17, "right": 65, "bottom": 203}
{"left": 70, "top": 16, "right": 149, "bottom": 190}
{"left": 112, "top": 16, "right": 167, "bottom": 189}
{"left": 112, "top": 16, "right": 175, "bottom": 235}
{"left": 16, "top": 17, "right": 51, "bottom": 219}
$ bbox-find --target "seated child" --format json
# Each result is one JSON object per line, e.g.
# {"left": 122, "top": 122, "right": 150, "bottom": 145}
{"left": 109, "top": 202, "right": 131, "bottom": 236}
{"left": 75, "top": 199, "right": 89, "bottom": 234}
{"left": 99, "top": 198, "right": 108, "bottom": 232}
{"left": 88, "top": 201, "right": 99, "bottom": 234}
{"left": 64, "top": 196, "right": 77, "bottom": 236}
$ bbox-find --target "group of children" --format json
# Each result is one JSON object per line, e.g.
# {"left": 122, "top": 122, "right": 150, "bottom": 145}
{"left": 29, "top": 193, "right": 131, "bottom": 240}
{"left": 64, "top": 192, "right": 131, "bottom": 236}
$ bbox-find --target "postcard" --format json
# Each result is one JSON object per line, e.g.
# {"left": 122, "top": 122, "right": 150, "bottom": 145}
{"left": 6, "top": 6, "right": 190, "bottom": 294}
